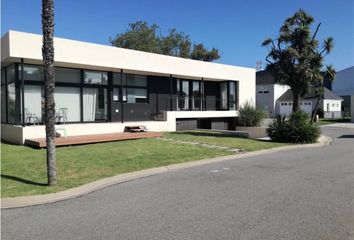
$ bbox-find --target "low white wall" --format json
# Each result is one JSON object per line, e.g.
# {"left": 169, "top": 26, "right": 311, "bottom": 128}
{"left": 2, "top": 110, "right": 238, "bottom": 144}
{"left": 1, "top": 124, "right": 24, "bottom": 145}
{"left": 166, "top": 110, "right": 238, "bottom": 131}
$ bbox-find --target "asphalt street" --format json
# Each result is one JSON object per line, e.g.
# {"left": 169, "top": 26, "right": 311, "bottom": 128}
{"left": 2, "top": 126, "right": 354, "bottom": 240}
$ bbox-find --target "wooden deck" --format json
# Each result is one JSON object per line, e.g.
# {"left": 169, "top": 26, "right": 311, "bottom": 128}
{"left": 25, "top": 132, "right": 163, "bottom": 148}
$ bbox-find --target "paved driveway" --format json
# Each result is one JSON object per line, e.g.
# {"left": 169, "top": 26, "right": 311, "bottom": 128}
{"left": 2, "top": 126, "right": 354, "bottom": 240}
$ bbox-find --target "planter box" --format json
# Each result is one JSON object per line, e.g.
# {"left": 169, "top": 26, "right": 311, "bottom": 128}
{"left": 236, "top": 126, "right": 268, "bottom": 139}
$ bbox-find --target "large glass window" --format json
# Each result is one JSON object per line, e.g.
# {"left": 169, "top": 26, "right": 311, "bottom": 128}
{"left": 20, "top": 65, "right": 44, "bottom": 81}
{"left": 1, "top": 86, "right": 6, "bottom": 123}
{"left": 177, "top": 80, "right": 189, "bottom": 110}
{"left": 55, "top": 87, "right": 81, "bottom": 122}
{"left": 220, "top": 82, "right": 228, "bottom": 110}
{"left": 1, "top": 69, "right": 5, "bottom": 84}
{"left": 126, "top": 88, "right": 147, "bottom": 103}
{"left": 84, "top": 71, "right": 108, "bottom": 85}
{"left": 24, "top": 85, "right": 43, "bottom": 123}
{"left": 83, "top": 88, "right": 107, "bottom": 121}
{"left": 192, "top": 81, "right": 201, "bottom": 110}
{"left": 125, "top": 74, "right": 147, "bottom": 87}
{"left": 56, "top": 68, "right": 81, "bottom": 83}
{"left": 229, "top": 81, "right": 236, "bottom": 110}
{"left": 7, "top": 65, "right": 16, "bottom": 82}
{"left": 122, "top": 74, "right": 148, "bottom": 103}
{"left": 7, "top": 83, "right": 16, "bottom": 124}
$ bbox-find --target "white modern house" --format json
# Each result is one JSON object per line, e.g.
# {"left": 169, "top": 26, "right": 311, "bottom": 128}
{"left": 1, "top": 30, "right": 256, "bottom": 144}
{"left": 332, "top": 66, "right": 354, "bottom": 122}
{"left": 256, "top": 70, "right": 343, "bottom": 117}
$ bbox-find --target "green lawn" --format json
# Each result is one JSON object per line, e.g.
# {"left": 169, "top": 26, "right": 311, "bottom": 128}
{"left": 164, "top": 131, "right": 286, "bottom": 151}
{"left": 316, "top": 118, "right": 351, "bottom": 126}
{"left": 1, "top": 131, "right": 287, "bottom": 198}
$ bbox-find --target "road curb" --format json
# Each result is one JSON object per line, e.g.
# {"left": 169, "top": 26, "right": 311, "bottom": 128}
{"left": 1, "top": 134, "right": 332, "bottom": 209}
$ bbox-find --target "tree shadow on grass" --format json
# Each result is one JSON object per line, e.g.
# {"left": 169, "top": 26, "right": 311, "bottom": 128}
{"left": 1, "top": 174, "right": 47, "bottom": 186}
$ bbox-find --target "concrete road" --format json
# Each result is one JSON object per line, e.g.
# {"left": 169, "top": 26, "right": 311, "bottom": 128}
{"left": 2, "top": 126, "right": 354, "bottom": 240}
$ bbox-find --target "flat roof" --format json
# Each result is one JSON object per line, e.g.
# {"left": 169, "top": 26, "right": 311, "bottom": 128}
{"left": 1, "top": 30, "right": 254, "bottom": 82}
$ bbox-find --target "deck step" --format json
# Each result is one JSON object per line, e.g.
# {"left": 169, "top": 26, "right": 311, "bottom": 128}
{"left": 25, "top": 132, "right": 162, "bottom": 148}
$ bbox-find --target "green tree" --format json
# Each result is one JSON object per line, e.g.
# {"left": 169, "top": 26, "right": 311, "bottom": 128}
{"left": 310, "top": 65, "right": 336, "bottom": 122}
{"left": 159, "top": 28, "right": 191, "bottom": 58}
{"left": 262, "top": 9, "right": 334, "bottom": 113}
{"left": 190, "top": 44, "right": 220, "bottom": 62}
{"left": 110, "top": 21, "right": 160, "bottom": 53}
{"left": 42, "top": 0, "right": 57, "bottom": 185}
{"left": 110, "top": 21, "right": 220, "bottom": 62}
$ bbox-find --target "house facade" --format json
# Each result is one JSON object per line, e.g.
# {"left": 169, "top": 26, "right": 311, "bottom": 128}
{"left": 1, "top": 31, "right": 255, "bottom": 144}
{"left": 256, "top": 70, "right": 343, "bottom": 118}
{"left": 276, "top": 88, "right": 343, "bottom": 118}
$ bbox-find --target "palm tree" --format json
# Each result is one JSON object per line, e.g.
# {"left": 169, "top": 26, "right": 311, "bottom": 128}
{"left": 310, "top": 65, "right": 336, "bottom": 123}
{"left": 262, "top": 9, "right": 334, "bottom": 113}
{"left": 42, "top": 0, "right": 57, "bottom": 185}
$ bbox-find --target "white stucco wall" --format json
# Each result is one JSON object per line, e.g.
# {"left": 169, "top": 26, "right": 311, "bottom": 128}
{"left": 1, "top": 110, "right": 238, "bottom": 144}
{"left": 322, "top": 99, "right": 342, "bottom": 112}
{"left": 256, "top": 83, "right": 290, "bottom": 116}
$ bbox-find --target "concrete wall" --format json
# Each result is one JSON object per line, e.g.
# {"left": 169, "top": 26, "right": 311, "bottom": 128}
{"left": 332, "top": 66, "right": 354, "bottom": 96}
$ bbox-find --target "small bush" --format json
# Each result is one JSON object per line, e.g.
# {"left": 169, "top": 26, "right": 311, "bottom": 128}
{"left": 268, "top": 111, "right": 320, "bottom": 143}
{"left": 238, "top": 101, "right": 266, "bottom": 126}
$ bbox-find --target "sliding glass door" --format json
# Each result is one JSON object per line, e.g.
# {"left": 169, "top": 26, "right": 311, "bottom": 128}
{"left": 83, "top": 88, "right": 107, "bottom": 122}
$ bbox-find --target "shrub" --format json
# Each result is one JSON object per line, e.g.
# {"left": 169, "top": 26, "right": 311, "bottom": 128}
{"left": 268, "top": 111, "right": 320, "bottom": 143}
{"left": 238, "top": 101, "right": 266, "bottom": 126}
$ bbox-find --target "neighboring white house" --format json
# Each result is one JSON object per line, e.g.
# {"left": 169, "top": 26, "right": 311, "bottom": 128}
{"left": 256, "top": 70, "right": 290, "bottom": 116}
{"left": 256, "top": 70, "right": 343, "bottom": 117}
{"left": 1, "top": 30, "right": 256, "bottom": 144}
{"left": 332, "top": 66, "right": 354, "bottom": 122}
{"left": 276, "top": 88, "right": 343, "bottom": 117}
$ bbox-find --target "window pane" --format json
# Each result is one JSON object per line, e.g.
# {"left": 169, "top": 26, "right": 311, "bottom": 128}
{"left": 127, "top": 88, "right": 147, "bottom": 103}
{"left": 56, "top": 68, "right": 81, "bottom": 83}
{"left": 7, "top": 83, "right": 16, "bottom": 123}
{"left": 192, "top": 81, "right": 201, "bottom": 110}
{"left": 220, "top": 82, "right": 228, "bottom": 109}
{"left": 55, "top": 87, "right": 81, "bottom": 122}
{"left": 84, "top": 71, "right": 108, "bottom": 85}
{"left": 24, "top": 85, "right": 43, "bottom": 123}
{"left": 126, "top": 74, "right": 147, "bottom": 87}
{"left": 1, "top": 86, "right": 6, "bottom": 122}
{"left": 20, "top": 65, "right": 43, "bottom": 81}
{"left": 83, "top": 88, "right": 107, "bottom": 121}
{"left": 112, "top": 73, "right": 122, "bottom": 85}
{"left": 113, "top": 88, "right": 119, "bottom": 101}
{"left": 7, "top": 65, "right": 16, "bottom": 82}
{"left": 1, "top": 69, "right": 5, "bottom": 84}
{"left": 229, "top": 81, "right": 236, "bottom": 110}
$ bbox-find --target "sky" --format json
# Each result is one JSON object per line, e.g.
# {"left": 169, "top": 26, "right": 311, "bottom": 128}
{"left": 1, "top": 0, "right": 354, "bottom": 71}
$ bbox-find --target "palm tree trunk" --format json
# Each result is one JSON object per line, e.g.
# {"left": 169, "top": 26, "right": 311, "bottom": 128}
{"left": 292, "top": 92, "right": 301, "bottom": 112}
{"left": 42, "top": 0, "right": 57, "bottom": 186}
{"left": 311, "top": 96, "right": 321, "bottom": 123}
